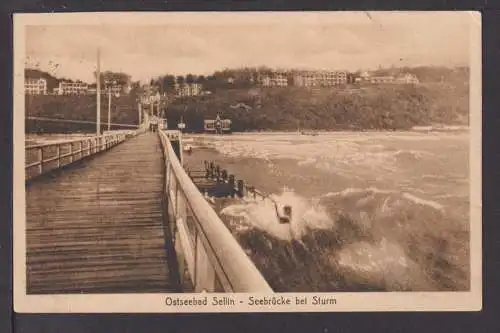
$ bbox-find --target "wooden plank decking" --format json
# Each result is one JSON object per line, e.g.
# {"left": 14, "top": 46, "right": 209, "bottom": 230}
{"left": 26, "top": 132, "right": 179, "bottom": 294}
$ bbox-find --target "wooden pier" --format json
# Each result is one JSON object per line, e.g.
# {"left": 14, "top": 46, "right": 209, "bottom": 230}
{"left": 26, "top": 132, "right": 178, "bottom": 294}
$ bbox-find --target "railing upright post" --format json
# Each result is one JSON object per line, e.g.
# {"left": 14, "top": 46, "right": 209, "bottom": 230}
{"left": 175, "top": 186, "right": 187, "bottom": 233}
{"left": 69, "top": 143, "right": 73, "bottom": 163}
{"left": 37, "top": 147, "right": 43, "bottom": 176}
{"left": 165, "top": 158, "right": 170, "bottom": 191}
{"left": 175, "top": 186, "right": 189, "bottom": 288}
{"left": 79, "top": 141, "right": 82, "bottom": 160}
{"left": 194, "top": 234, "right": 216, "bottom": 292}
{"left": 56, "top": 144, "right": 60, "bottom": 168}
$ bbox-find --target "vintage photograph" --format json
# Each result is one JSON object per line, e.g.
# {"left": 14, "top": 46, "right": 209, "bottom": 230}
{"left": 14, "top": 12, "right": 481, "bottom": 312}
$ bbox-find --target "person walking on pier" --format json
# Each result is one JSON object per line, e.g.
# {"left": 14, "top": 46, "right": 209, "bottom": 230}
{"left": 149, "top": 115, "right": 158, "bottom": 132}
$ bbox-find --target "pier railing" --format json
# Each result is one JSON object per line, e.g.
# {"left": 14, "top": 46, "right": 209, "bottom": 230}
{"left": 159, "top": 129, "right": 273, "bottom": 293}
{"left": 25, "top": 129, "right": 145, "bottom": 181}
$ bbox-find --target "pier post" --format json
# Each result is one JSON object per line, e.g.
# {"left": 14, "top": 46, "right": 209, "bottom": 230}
{"left": 228, "top": 175, "right": 235, "bottom": 198}
{"left": 237, "top": 180, "right": 244, "bottom": 198}
{"left": 204, "top": 161, "right": 209, "bottom": 178}
{"left": 209, "top": 162, "right": 214, "bottom": 178}
{"left": 249, "top": 186, "right": 256, "bottom": 199}
{"left": 215, "top": 165, "right": 221, "bottom": 182}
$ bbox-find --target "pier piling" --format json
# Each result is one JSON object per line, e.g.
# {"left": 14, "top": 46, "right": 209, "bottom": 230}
{"left": 237, "top": 180, "right": 244, "bottom": 198}
{"left": 228, "top": 175, "right": 235, "bottom": 198}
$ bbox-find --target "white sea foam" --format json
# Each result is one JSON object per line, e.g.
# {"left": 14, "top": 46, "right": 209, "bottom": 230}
{"left": 402, "top": 192, "right": 445, "bottom": 212}
{"left": 196, "top": 132, "right": 446, "bottom": 181}
{"left": 323, "top": 187, "right": 393, "bottom": 198}
{"left": 335, "top": 237, "right": 426, "bottom": 290}
{"left": 220, "top": 189, "right": 332, "bottom": 241}
{"left": 322, "top": 186, "right": 445, "bottom": 213}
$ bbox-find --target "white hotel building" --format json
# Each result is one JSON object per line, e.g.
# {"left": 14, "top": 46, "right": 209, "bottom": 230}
{"left": 57, "top": 81, "right": 89, "bottom": 95}
{"left": 175, "top": 83, "right": 202, "bottom": 97}
{"left": 259, "top": 71, "right": 288, "bottom": 87}
{"left": 293, "top": 70, "right": 348, "bottom": 87}
{"left": 25, "top": 78, "right": 47, "bottom": 95}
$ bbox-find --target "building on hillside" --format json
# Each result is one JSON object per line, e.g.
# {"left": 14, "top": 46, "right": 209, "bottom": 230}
{"left": 316, "top": 70, "right": 348, "bottom": 86}
{"left": 369, "top": 76, "right": 395, "bottom": 84}
{"left": 175, "top": 83, "right": 202, "bottom": 97}
{"left": 358, "top": 72, "right": 419, "bottom": 85}
{"left": 293, "top": 72, "right": 316, "bottom": 87}
{"left": 395, "top": 73, "right": 419, "bottom": 84}
{"left": 58, "top": 81, "right": 89, "bottom": 95}
{"left": 123, "top": 84, "right": 132, "bottom": 94}
{"left": 260, "top": 71, "right": 288, "bottom": 87}
{"left": 25, "top": 78, "right": 47, "bottom": 95}
{"left": 140, "top": 92, "right": 161, "bottom": 104}
{"left": 360, "top": 71, "right": 371, "bottom": 81}
{"left": 293, "top": 70, "right": 348, "bottom": 87}
{"left": 353, "top": 71, "right": 371, "bottom": 83}
{"left": 106, "top": 85, "right": 123, "bottom": 95}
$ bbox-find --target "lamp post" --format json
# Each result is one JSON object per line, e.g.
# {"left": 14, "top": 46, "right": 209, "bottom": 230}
{"left": 105, "top": 80, "right": 120, "bottom": 131}
{"left": 136, "top": 97, "right": 142, "bottom": 127}
{"left": 96, "top": 48, "right": 101, "bottom": 136}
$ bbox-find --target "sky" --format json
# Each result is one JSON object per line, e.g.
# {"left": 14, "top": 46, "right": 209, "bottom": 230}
{"left": 23, "top": 12, "right": 474, "bottom": 84}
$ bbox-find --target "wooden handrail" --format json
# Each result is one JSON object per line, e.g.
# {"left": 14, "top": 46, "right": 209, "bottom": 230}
{"left": 25, "top": 129, "right": 145, "bottom": 180}
{"left": 159, "top": 129, "right": 273, "bottom": 293}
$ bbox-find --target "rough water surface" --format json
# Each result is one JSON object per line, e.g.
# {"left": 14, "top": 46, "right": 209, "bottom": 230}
{"left": 183, "top": 130, "right": 470, "bottom": 292}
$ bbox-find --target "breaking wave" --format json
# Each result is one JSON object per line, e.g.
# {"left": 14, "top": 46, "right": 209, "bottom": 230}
{"left": 218, "top": 187, "right": 470, "bottom": 292}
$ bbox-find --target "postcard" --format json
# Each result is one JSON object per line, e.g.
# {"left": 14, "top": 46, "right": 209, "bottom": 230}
{"left": 13, "top": 11, "right": 482, "bottom": 313}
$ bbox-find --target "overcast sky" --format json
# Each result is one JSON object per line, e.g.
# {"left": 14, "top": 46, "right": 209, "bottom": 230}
{"left": 23, "top": 12, "right": 473, "bottom": 83}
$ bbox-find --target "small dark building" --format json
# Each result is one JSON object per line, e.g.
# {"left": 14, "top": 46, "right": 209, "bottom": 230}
{"left": 204, "top": 114, "right": 232, "bottom": 134}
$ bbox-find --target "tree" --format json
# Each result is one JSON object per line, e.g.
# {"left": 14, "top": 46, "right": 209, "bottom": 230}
{"left": 94, "top": 71, "right": 131, "bottom": 86}
{"left": 176, "top": 76, "right": 185, "bottom": 86}
{"left": 197, "top": 75, "right": 206, "bottom": 85}
{"left": 186, "top": 74, "right": 195, "bottom": 84}
{"left": 162, "top": 75, "right": 176, "bottom": 93}
{"left": 203, "top": 75, "right": 218, "bottom": 92}
{"left": 129, "top": 81, "right": 142, "bottom": 99}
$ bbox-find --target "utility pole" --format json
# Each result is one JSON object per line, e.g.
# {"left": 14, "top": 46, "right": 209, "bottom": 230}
{"left": 138, "top": 100, "right": 142, "bottom": 126}
{"left": 107, "top": 88, "right": 111, "bottom": 131}
{"left": 96, "top": 48, "right": 101, "bottom": 136}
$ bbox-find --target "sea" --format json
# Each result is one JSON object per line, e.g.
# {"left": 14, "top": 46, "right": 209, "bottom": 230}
{"left": 182, "top": 129, "right": 471, "bottom": 292}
